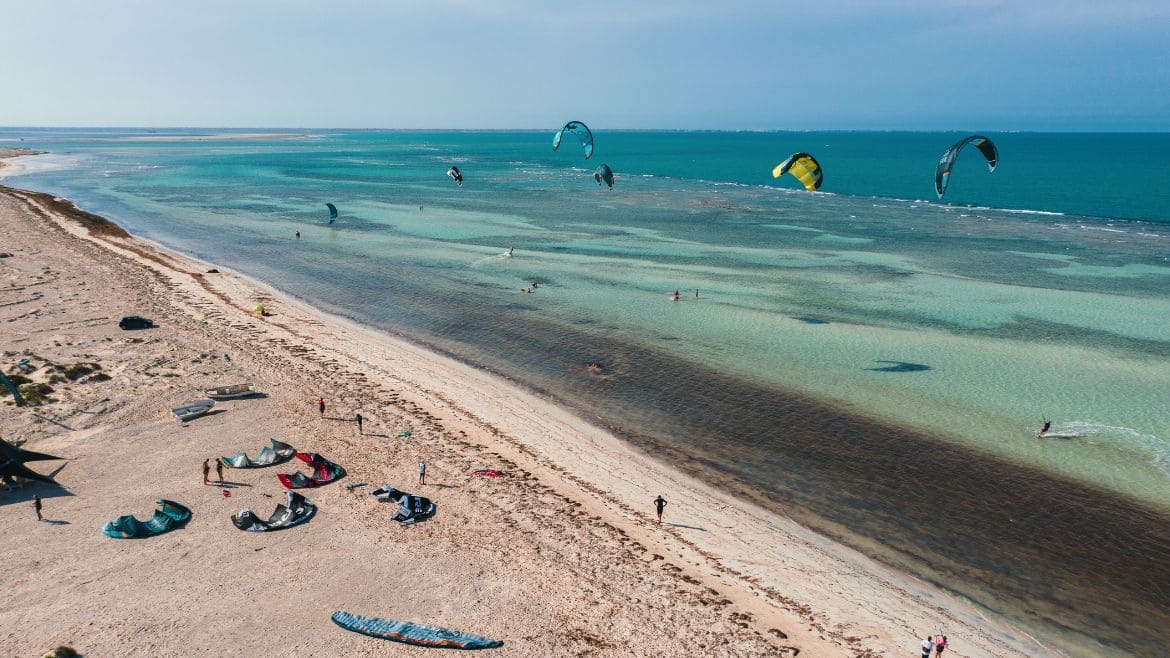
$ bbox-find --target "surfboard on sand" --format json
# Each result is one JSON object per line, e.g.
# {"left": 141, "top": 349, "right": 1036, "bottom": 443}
{"left": 331, "top": 610, "right": 503, "bottom": 650}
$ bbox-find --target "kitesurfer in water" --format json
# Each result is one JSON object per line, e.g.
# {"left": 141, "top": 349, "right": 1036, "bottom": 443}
{"left": 671, "top": 290, "right": 681, "bottom": 302}
{"left": 295, "top": 230, "right": 300, "bottom": 239}
{"left": 1037, "top": 419, "right": 1052, "bottom": 437}
{"left": 507, "top": 246, "right": 514, "bottom": 257}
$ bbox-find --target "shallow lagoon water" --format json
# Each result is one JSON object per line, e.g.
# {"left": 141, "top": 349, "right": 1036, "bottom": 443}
{"left": 6, "top": 129, "right": 1170, "bottom": 654}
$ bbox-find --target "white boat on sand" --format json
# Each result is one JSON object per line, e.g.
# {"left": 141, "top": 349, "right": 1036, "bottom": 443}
{"left": 204, "top": 383, "right": 257, "bottom": 400}
{"left": 172, "top": 399, "right": 215, "bottom": 423}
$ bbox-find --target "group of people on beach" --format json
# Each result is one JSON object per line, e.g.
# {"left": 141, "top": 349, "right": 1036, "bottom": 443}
{"left": 201, "top": 457, "right": 224, "bottom": 484}
{"left": 921, "top": 634, "right": 947, "bottom": 658}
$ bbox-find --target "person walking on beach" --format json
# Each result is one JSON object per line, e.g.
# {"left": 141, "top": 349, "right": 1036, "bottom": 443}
{"left": 215, "top": 457, "right": 224, "bottom": 483}
{"left": 355, "top": 412, "right": 364, "bottom": 434}
{"left": 317, "top": 397, "right": 326, "bottom": 416}
{"left": 920, "top": 635, "right": 934, "bottom": 658}
{"left": 653, "top": 495, "right": 667, "bottom": 524}
{"left": 202, "top": 458, "right": 210, "bottom": 485}
{"left": 418, "top": 461, "right": 427, "bottom": 486}
{"left": 33, "top": 494, "right": 42, "bottom": 521}
{"left": 933, "top": 635, "right": 947, "bottom": 657}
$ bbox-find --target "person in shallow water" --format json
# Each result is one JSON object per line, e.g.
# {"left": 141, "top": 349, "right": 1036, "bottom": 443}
{"left": 671, "top": 290, "right": 680, "bottom": 301}
{"left": 1037, "top": 419, "right": 1052, "bottom": 437}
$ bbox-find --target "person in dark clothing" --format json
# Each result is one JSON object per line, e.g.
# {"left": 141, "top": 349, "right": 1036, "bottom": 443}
{"left": 202, "top": 458, "right": 210, "bottom": 485}
{"left": 654, "top": 495, "right": 667, "bottom": 524}
{"left": 318, "top": 398, "right": 326, "bottom": 416}
{"left": 34, "top": 495, "right": 42, "bottom": 521}
{"left": 1038, "top": 419, "right": 1052, "bottom": 437}
{"left": 356, "top": 413, "right": 364, "bottom": 434}
{"left": 215, "top": 458, "right": 224, "bottom": 482}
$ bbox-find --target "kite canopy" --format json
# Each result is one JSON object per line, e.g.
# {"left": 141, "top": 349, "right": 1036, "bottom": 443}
{"left": 0, "top": 438, "right": 62, "bottom": 484}
{"left": 102, "top": 500, "right": 191, "bottom": 539}
{"left": 593, "top": 164, "right": 615, "bottom": 189}
{"left": 326, "top": 203, "right": 338, "bottom": 223}
{"left": 371, "top": 485, "right": 436, "bottom": 525}
{"left": 935, "top": 135, "right": 998, "bottom": 199}
{"left": 447, "top": 166, "right": 463, "bottom": 186}
{"left": 232, "top": 491, "right": 316, "bottom": 531}
{"left": 277, "top": 451, "right": 345, "bottom": 489}
{"left": 772, "top": 153, "right": 824, "bottom": 192}
{"left": 552, "top": 121, "right": 594, "bottom": 159}
{"left": 222, "top": 439, "right": 296, "bottom": 469}
{"left": 0, "top": 372, "right": 25, "bottom": 407}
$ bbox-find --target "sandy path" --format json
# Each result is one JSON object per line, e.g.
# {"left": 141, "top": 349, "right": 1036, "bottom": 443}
{"left": 0, "top": 181, "right": 1047, "bottom": 657}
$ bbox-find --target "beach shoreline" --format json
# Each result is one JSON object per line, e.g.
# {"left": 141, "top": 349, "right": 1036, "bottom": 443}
{"left": 1, "top": 174, "right": 1044, "bottom": 656}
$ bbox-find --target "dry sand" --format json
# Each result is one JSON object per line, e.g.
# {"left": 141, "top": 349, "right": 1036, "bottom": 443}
{"left": 0, "top": 174, "right": 1048, "bottom": 657}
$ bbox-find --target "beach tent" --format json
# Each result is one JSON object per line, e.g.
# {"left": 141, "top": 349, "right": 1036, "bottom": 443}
{"left": 231, "top": 491, "right": 316, "bottom": 531}
{"left": 102, "top": 500, "right": 191, "bottom": 538}
{"left": 371, "top": 485, "right": 436, "bottom": 525}
{"left": 222, "top": 439, "right": 296, "bottom": 468}
{"left": 332, "top": 610, "right": 503, "bottom": 649}
{"left": 277, "top": 451, "right": 345, "bottom": 489}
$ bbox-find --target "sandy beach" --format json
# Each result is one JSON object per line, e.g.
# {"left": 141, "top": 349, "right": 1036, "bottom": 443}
{"left": 1, "top": 163, "right": 1045, "bottom": 656}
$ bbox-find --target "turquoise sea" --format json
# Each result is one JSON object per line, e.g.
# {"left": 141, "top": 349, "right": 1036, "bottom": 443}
{"left": 4, "top": 129, "right": 1170, "bottom": 655}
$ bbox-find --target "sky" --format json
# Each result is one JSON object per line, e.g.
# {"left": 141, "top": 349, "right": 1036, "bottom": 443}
{"left": 3, "top": 0, "right": 1168, "bottom": 130}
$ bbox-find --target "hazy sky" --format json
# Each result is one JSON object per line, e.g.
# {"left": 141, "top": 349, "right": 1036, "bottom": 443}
{"left": 3, "top": 0, "right": 1168, "bottom": 130}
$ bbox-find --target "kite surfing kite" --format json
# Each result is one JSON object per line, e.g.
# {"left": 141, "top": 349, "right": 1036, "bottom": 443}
{"left": 447, "top": 166, "right": 463, "bottom": 187}
{"left": 1, "top": 438, "right": 61, "bottom": 484}
{"left": 0, "top": 371, "right": 25, "bottom": 406}
{"left": 552, "top": 121, "right": 594, "bottom": 159}
{"left": 326, "top": 203, "right": 338, "bottom": 224}
{"left": 772, "top": 153, "right": 824, "bottom": 192}
{"left": 935, "top": 136, "right": 998, "bottom": 199}
{"left": 594, "top": 164, "right": 615, "bottom": 189}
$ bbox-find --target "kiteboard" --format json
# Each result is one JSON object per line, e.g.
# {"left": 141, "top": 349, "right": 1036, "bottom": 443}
{"left": 331, "top": 610, "right": 503, "bottom": 650}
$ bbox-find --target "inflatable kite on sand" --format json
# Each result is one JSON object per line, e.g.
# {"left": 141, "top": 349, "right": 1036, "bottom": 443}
{"left": 277, "top": 452, "right": 345, "bottom": 489}
{"left": 102, "top": 500, "right": 192, "bottom": 539}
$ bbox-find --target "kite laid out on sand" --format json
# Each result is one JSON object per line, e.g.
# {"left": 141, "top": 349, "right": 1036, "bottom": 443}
{"left": 772, "top": 152, "right": 824, "bottom": 192}
{"left": 0, "top": 437, "right": 62, "bottom": 484}
{"left": 371, "top": 485, "right": 436, "bottom": 525}
{"left": 231, "top": 491, "right": 317, "bottom": 532}
{"left": 331, "top": 610, "right": 503, "bottom": 650}
{"left": 935, "top": 135, "right": 998, "bottom": 199}
{"left": 222, "top": 439, "right": 296, "bottom": 469}
{"left": 102, "top": 500, "right": 192, "bottom": 539}
{"left": 277, "top": 452, "right": 346, "bottom": 489}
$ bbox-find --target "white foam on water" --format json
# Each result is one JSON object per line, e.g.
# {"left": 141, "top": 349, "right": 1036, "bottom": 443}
{"left": 1060, "top": 421, "right": 1170, "bottom": 479}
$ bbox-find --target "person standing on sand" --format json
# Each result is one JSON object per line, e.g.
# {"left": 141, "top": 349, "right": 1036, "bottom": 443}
{"left": 356, "top": 412, "right": 363, "bottom": 434}
{"left": 418, "top": 461, "right": 426, "bottom": 486}
{"left": 34, "top": 494, "right": 42, "bottom": 521}
{"left": 653, "top": 495, "right": 667, "bottom": 524}
{"left": 933, "top": 635, "right": 947, "bottom": 657}
{"left": 202, "top": 459, "right": 210, "bottom": 485}
{"left": 215, "top": 458, "right": 224, "bottom": 483}
{"left": 920, "top": 635, "right": 934, "bottom": 658}
{"left": 318, "top": 397, "right": 326, "bottom": 416}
